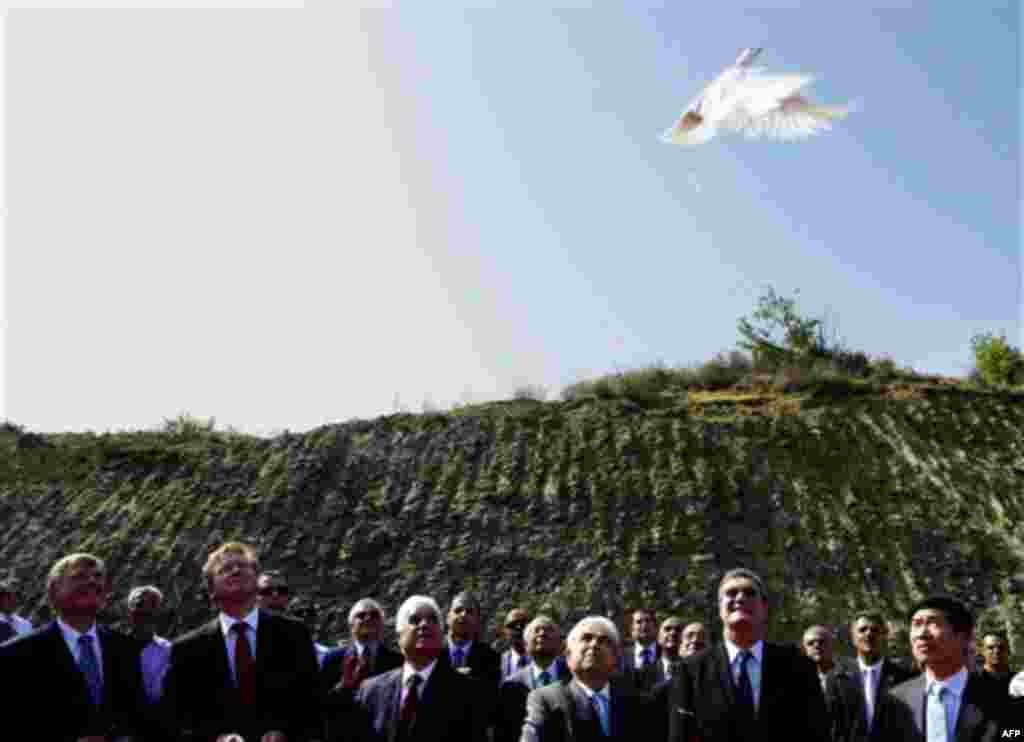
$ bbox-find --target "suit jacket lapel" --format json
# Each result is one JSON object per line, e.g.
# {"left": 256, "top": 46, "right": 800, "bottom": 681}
{"left": 254, "top": 609, "right": 270, "bottom": 679}
{"left": 908, "top": 676, "right": 927, "bottom": 736}
{"left": 715, "top": 644, "right": 737, "bottom": 709}
{"left": 609, "top": 681, "right": 627, "bottom": 739}
{"left": 97, "top": 626, "right": 117, "bottom": 710}
{"left": 202, "top": 619, "right": 233, "bottom": 690}
{"left": 956, "top": 676, "right": 984, "bottom": 741}
{"left": 386, "top": 670, "right": 403, "bottom": 742}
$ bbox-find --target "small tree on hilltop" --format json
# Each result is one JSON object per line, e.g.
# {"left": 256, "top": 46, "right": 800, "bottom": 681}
{"left": 737, "top": 287, "right": 827, "bottom": 369}
{"left": 970, "top": 332, "right": 1024, "bottom": 387}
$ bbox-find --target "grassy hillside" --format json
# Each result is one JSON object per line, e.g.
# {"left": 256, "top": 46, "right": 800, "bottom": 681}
{"left": 1, "top": 380, "right": 1023, "bottom": 660}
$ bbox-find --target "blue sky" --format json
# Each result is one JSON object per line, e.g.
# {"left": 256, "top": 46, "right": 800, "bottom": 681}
{"left": 4, "top": 3, "right": 1020, "bottom": 434}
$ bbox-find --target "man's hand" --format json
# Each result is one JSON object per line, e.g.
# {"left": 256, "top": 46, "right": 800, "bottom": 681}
{"left": 261, "top": 732, "right": 287, "bottom": 742}
{"left": 216, "top": 735, "right": 245, "bottom": 742}
{"left": 76, "top": 737, "right": 110, "bottom": 742}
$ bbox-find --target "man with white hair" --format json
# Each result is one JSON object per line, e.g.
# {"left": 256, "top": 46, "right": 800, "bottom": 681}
{"left": 520, "top": 615, "right": 650, "bottom": 741}
{"left": 127, "top": 584, "right": 173, "bottom": 704}
{"left": 322, "top": 598, "right": 403, "bottom": 691}
{"left": 343, "top": 595, "right": 485, "bottom": 741}
{"left": 497, "top": 614, "right": 571, "bottom": 742}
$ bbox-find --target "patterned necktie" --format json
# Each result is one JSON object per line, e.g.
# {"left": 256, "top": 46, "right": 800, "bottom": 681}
{"left": 926, "top": 685, "right": 948, "bottom": 742}
{"left": 538, "top": 670, "right": 552, "bottom": 687}
{"left": 401, "top": 674, "right": 421, "bottom": 725}
{"left": 78, "top": 635, "right": 104, "bottom": 707}
{"left": 735, "top": 651, "right": 755, "bottom": 719}
{"left": 232, "top": 623, "right": 257, "bottom": 705}
{"left": 591, "top": 692, "right": 610, "bottom": 736}
{"left": 453, "top": 646, "right": 465, "bottom": 668}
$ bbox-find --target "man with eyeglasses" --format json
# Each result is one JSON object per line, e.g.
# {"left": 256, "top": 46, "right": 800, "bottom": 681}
{"left": 521, "top": 615, "right": 650, "bottom": 741}
{"left": 256, "top": 570, "right": 332, "bottom": 668}
{"left": 668, "top": 568, "right": 829, "bottom": 742}
{"left": 162, "top": 541, "right": 321, "bottom": 742}
{"left": 344, "top": 595, "right": 485, "bottom": 741}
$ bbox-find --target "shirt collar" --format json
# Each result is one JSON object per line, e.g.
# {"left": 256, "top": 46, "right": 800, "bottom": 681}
{"left": 219, "top": 607, "right": 260, "bottom": 639}
{"left": 354, "top": 640, "right": 377, "bottom": 656}
{"left": 57, "top": 617, "right": 99, "bottom": 644}
{"left": 576, "top": 678, "right": 610, "bottom": 699}
{"left": 857, "top": 657, "right": 884, "bottom": 673}
{"left": 635, "top": 642, "right": 656, "bottom": 657}
{"left": 403, "top": 659, "right": 437, "bottom": 687}
{"left": 926, "top": 666, "right": 968, "bottom": 698}
{"left": 532, "top": 659, "right": 559, "bottom": 676}
{"left": 724, "top": 638, "right": 764, "bottom": 665}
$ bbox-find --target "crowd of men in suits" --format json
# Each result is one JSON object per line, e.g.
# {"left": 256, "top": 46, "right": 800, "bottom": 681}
{"left": 1, "top": 544, "right": 1023, "bottom": 741}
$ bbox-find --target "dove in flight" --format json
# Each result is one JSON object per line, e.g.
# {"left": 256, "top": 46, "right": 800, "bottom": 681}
{"left": 661, "top": 48, "right": 853, "bottom": 145}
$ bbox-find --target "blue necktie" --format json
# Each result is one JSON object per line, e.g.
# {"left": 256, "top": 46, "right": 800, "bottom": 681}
{"left": 591, "top": 693, "right": 610, "bottom": 736}
{"left": 78, "top": 635, "right": 104, "bottom": 707}
{"left": 518, "top": 655, "right": 529, "bottom": 669}
{"left": 453, "top": 647, "right": 465, "bottom": 668}
{"left": 926, "top": 685, "right": 948, "bottom": 742}
{"left": 641, "top": 647, "right": 653, "bottom": 667}
{"left": 538, "top": 670, "right": 552, "bottom": 687}
{"left": 735, "top": 651, "right": 754, "bottom": 718}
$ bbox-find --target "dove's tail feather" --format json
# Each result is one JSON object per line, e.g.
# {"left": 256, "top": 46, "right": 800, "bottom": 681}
{"left": 805, "top": 104, "right": 850, "bottom": 121}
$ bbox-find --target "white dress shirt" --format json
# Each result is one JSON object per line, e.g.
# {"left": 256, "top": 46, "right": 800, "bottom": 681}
{"left": 0, "top": 613, "right": 32, "bottom": 636}
{"left": 724, "top": 639, "right": 764, "bottom": 712}
{"left": 219, "top": 608, "right": 260, "bottom": 683}
{"left": 57, "top": 618, "right": 104, "bottom": 682}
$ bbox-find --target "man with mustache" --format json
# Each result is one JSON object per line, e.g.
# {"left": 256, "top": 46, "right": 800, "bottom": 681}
{"left": 668, "top": 568, "right": 829, "bottom": 742}
{"left": 520, "top": 615, "right": 650, "bottom": 741}
{"left": 347, "top": 595, "right": 485, "bottom": 741}
{"left": 0, "top": 552, "right": 160, "bottom": 741}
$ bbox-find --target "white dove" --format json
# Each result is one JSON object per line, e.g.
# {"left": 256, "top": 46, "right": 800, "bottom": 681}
{"left": 661, "top": 48, "right": 852, "bottom": 145}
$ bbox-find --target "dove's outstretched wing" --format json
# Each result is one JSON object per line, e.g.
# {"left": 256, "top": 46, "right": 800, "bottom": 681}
{"left": 728, "top": 94, "right": 851, "bottom": 140}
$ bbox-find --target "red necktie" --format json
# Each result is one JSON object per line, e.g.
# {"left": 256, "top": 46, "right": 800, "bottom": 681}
{"left": 232, "top": 623, "right": 257, "bottom": 705}
{"left": 400, "top": 674, "right": 421, "bottom": 725}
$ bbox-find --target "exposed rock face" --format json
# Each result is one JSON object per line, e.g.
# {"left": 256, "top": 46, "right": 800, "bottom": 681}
{"left": 1, "top": 388, "right": 1022, "bottom": 657}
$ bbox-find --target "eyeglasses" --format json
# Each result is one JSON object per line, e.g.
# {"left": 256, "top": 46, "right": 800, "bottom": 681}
{"left": 258, "top": 586, "right": 290, "bottom": 597}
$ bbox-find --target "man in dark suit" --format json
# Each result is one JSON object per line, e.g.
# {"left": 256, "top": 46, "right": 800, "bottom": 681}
{"left": 501, "top": 607, "right": 533, "bottom": 680}
{"left": 830, "top": 610, "right": 917, "bottom": 742}
{"left": 437, "top": 591, "right": 502, "bottom": 734}
{"left": 0, "top": 552, "right": 163, "bottom": 741}
{"left": 668, "top": 567, "right": 830, "bottom": 742}
{"left": 346, "top": 595, "right": 486, "bottom": 742}
{"left": 322, "top": 598, "right": 403, "bottom": 690}
{"left": 975, "top": 633, "right": 1014, "bottom": 697}
{"left": 320, "top": 597, "right": 403, "bottom": 740}
{"left": 521, "top": 614, "right": 651, "bottom": 742}
{"left": 635, "top": 616, "right": 685, "bottom": 692}
{"left": 802, "top": 624, "right": 850, "bottom": 742}
{"left": 619, "top": 607, "right": 660, "bottom": 676}
{"left": 874, "top": 596, "right": 1004, "bottom": 742}
{"left": 680, "top": 622, "right": 707, "bottom": 659}
{"left": 497, "top": 614, "right": 571, "bottom": 742}
{"left": 162, "top": 541, "right": 321, "bottom": 742}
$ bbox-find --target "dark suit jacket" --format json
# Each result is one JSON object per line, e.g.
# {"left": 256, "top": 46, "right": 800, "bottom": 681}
{"left": 497, "top": 661, "right": 573, "bottom": 742}
{"left": 873, "top": 672, "right": 1003, "bottom": 742}
{"left": 162, "top": 609, "right": 320, "bottom": 742}
{"left": 636, "top": 657, "right": 682, "bottom": 693}
{"left": 322, "top": 641, "right": 404, "bottom": 689}
{"left": 667, "top": 641, "right": 830, "bottom": 742}
{"left": 0, "top": 620, "right": 162, "bottom": 742}
{"left": 350, "top": 661, "right": 486, "bottom": 742}
{"left": 831, "top": 658, "right": 917, "bottom": 742}
{"left": 521, "top": 676, "right": 651, "bottom": 742}
{"left": 619, "top": 641, "right": 661, "bottom": 675}
{"left": 439, "top": 639, "right": 503, "bottom": 730}
{"left": 321, "top": 642, "right": 404, "bottom": 740}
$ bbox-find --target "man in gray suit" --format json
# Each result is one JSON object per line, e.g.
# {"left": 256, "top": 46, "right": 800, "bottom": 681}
{"left": 520, "top": 615, "right": 650, "bottom": 742}
{"left": 874, "top": 595, "right": 1003, "bottom": 742}
{"left": 498, "top": 614, "right": 571, "bottom": 742}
